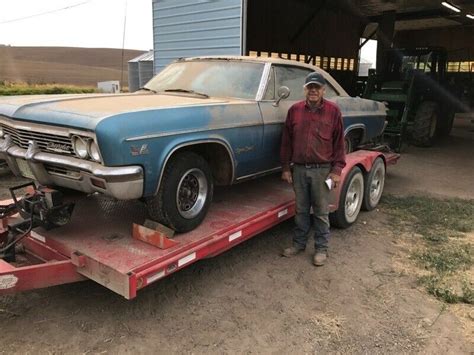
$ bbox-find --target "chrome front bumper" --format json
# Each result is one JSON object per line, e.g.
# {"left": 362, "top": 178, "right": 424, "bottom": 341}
{"left": 0, "top": 136, "right": 144, "bottom": 200}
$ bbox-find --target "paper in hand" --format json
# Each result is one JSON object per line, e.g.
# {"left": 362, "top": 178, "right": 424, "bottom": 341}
{"left": 325, "top": 178, "right": 333, "bottom": 190}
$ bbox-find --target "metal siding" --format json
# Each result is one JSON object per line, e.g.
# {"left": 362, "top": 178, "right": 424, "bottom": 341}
{"left": 128, "top": 62, "right": 140, "bottom": 93}
{"left": 153, "top": 0, "right": 243, "bottom": 73}
{"left": 138, "top": 61, "right": 154, "bottom": 88}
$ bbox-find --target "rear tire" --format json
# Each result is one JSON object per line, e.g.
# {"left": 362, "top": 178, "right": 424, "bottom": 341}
{"left": 362, "top": 157, "right": 385, "bottom": 211}
{"left": 411, "top": 101, "right": 439, "bottom": 147}
{"left": 438, "top": 109, "right": 455, "bottom": 138}
{"left": 329, "top": 167, "right": 364, "bottom": 229}
{"left": 146, "top": 152, "right": 214, "bottom": 232}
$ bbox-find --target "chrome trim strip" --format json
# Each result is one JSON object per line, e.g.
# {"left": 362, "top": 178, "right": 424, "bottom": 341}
{"left": 155, "top": 139, "right": 235, "bottom": 195}
{"left": 236, "top": 166, "right": 281, "bottom": 181}
{"left": 125, "top": 122, "right": 261, "bottom": 141}
{"left": 0, "top": 115, "right": 96, "bottom": 139}
{"left": 1, "top": 142, "right": 142, "bottom": 180}
{"left": 344, "top": 124, "right": 367, "bottom": 143}
{"left": 256, "top": 63, "right": 271, "bottom": 101}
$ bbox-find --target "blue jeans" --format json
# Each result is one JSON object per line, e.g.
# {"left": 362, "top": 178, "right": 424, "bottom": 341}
{"left": 292, "top": 165, "right": 331, "bottom": 252}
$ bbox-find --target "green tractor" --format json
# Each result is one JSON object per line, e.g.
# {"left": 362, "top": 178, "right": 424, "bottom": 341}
{"left": 363, "top": 47, "right": 456, "bottom": 151}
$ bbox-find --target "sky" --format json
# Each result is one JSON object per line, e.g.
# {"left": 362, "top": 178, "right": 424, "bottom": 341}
{"left": 0, "top": 0, "right": 377, "bottom": 66}
{"left": 0, "top": 0, "right": 153, "bottom": 50}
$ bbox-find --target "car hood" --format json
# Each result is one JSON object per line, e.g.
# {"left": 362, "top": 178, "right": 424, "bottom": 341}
{"left": 0, "top": 92, "right": 231, "bottom": 130}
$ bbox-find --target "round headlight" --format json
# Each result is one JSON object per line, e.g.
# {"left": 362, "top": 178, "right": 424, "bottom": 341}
{"left": 73, "top": 136, "right": 89, "bottom": 159}
{"left": 88, "top": 141, "right": 101, "bottom": 162}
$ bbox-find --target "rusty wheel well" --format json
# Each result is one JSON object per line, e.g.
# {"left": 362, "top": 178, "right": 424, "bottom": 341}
{"left": 346, "top": 128, "right": 364, "bottom": 146}
{"left": 173, "top": 143, "right": 233, "bottom": 185}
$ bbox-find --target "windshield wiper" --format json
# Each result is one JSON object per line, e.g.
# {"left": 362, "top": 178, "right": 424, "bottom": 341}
{"left": 140, "top": 87, "right": 157, "bottom": 93}
{"left": 164, "top": 88, "right": 209, "bottom": 98}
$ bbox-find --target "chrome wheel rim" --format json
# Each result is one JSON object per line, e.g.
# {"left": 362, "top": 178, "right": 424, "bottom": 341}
{"left": 345, "top": 173, "right": 363, "bottom": 223}
{"left": 176, "top": 168, "right": 208, "bottom": 219}
{"left": 369, "top": 164, "right": 385, "bottom": 206}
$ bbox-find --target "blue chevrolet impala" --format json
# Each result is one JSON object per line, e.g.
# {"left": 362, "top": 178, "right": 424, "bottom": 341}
{"left": 0, "top": 56, "right": 386, "bottom": 231}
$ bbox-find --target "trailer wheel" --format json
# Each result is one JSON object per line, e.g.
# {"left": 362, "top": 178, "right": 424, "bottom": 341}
{"left": 362, "top": 157, "right": 385, "bottom": 211}
{"left": 411, "top": 101, "right": 439, "bottom": 147}
{"left": 146, "top": 152, "right": 214, "bottom": 232}
{"left": 329, "top": 167, "right": 364, "bottom": 229}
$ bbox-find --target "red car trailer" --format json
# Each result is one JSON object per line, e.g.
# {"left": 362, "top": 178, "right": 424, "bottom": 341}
{"left": 0, "top": 150, "right": 398, "bottom": 299}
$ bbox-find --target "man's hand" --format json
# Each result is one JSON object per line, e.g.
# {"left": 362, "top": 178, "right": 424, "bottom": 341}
{"left": 281, "top": 171, "right": 293, "bottom": 184}
{"left": 327, "top": 173, "right": 341, "bottom": 189}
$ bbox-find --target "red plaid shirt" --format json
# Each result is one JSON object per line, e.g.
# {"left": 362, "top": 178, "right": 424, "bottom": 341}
{"left": 280, "top": 99, "right": 346, "bottom": 175}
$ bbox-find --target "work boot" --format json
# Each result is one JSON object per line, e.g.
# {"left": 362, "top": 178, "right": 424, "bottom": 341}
{"left": 313, "top": 251, "right": 327, "bottom": 266}
{"left": 281, "top": 246, "right": 305, "bottom": 257}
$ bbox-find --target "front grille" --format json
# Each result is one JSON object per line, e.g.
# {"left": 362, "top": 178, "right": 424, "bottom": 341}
{"left": 1, "top": 124, "right": 75, "bottom": 156}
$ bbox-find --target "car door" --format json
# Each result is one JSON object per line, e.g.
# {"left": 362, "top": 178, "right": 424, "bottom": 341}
{"left": 258, "top": 64, "right": 313, "bottom": 171}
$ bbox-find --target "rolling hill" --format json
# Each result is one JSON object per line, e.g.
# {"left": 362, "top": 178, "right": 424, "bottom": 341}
{"left": 0, "top": 46, "right": 147, "bottom": 87}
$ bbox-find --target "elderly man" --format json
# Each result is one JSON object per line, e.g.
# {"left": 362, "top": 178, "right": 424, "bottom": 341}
{"left": 280, "top": 71, "right": 346, "bottom": 266}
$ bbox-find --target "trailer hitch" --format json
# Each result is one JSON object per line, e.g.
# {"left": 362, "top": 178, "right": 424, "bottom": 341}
{"left": 0, "top": 182, "right": 75, "bottom": 262}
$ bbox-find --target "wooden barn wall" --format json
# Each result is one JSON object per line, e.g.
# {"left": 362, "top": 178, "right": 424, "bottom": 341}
{"left": 246, "top": 0, "right": 363, "bottom": 60}
{"left": 395, "top": 26, "right": 474, "bottom": 61}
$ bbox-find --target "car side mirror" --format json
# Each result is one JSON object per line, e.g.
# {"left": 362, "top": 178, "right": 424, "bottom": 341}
{"left": 273, "top": 86, "right": 290, "bottom": 107}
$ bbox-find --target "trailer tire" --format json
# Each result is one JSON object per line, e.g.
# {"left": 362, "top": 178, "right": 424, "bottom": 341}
{"left": 411, "top": 101, "right": 439, "bottom": 147}
{"left": 362, "top": 157, "right": 385, "bottom": 211}
{"left": 329, "top": 166, "right": 364, "bottom": 229}
{"left": 146, "top": 152, "right": 214, "bottom": 232}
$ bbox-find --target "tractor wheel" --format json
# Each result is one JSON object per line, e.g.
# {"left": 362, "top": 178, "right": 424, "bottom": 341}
{"left": 329, "top": 167, "right": 364, "bottom": 229}
{"left": 146, "top": 152, "right": 214, "bottom": 232}
{"left": 438, "top": 109, "right": 455, "bottom": 138}
{"left": 362, "top": 157, "right": 385, "bottom": 211}
{"left": 411, "top": 101, "right": 440, "bottom": 147}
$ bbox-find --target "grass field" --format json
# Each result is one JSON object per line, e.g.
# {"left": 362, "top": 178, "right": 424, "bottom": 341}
{"left": 0, "top": 46, "right": 146, "bottom": 86}
{"left": 0, "top": 82, "right": 97, "bottom": 95}
{"left": 383, "top": 195, "right": 473, "bottom": 304}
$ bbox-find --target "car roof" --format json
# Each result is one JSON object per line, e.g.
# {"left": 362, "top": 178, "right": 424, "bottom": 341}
{"left": 179, "top": 55, "right": 349, "bottom": 96}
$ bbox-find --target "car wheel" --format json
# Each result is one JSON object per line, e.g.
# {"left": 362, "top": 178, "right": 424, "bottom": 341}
{"left": 329, "top": 167, "right": 364, "bottom": 229}
{"left": 362, "top": 157, "right": 385, "bottom": 211}
{"left": 146, "top": 152, "right": 214, "bottom": 232}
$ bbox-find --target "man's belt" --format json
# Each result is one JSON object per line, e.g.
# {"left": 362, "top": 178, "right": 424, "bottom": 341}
{"left": 295, "top": 163, "right": 331, "bottom": 169}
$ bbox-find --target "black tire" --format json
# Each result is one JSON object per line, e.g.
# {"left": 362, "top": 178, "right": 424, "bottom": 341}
{"left": 146, "top": 152, "right": 214, "bottom": 232}
{"left": 438, "top": 109, "right": 455, "bottom": 138}
{"left": 411, "top": 101, "right": 439, "bottom": 147}
{"left": 329, "top": 167, "right": 364, "bottom": 229}
{"left": 362, "top": 157, "right": 385, "bottom": 211}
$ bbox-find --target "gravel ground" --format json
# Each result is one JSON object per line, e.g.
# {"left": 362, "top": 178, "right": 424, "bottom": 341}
{"left": 0, "top": 117, "right": 472, "bottom": 354}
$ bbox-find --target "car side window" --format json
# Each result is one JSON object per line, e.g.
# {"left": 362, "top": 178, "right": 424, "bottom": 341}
{"left": 274, "top": 66, "right": 312, "bottom": 100}
{"left": 263, "top": 67, "right": 275, "bottom": 100}
{"left": 324, "top": 83, "right": 339, "bottom": 98}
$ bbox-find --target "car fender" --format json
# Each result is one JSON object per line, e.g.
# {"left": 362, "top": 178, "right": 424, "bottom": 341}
{"left": 152, "top": 135, "right": 236, "bottom": 196}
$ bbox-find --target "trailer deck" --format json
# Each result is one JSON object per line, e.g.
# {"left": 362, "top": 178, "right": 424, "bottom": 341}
{"left": 0, "top": 150, "right": 399, "bottom": 299}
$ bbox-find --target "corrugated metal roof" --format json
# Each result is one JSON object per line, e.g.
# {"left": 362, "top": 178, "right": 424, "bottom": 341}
{"left": 128, "top": 50, "right": 154, "bottom": 63}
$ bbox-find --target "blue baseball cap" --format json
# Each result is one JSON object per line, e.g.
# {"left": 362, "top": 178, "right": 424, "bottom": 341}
{"left": 304, "top": 72, "right": 326, "bottom": 87}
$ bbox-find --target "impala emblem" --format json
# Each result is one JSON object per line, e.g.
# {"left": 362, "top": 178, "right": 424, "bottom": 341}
{"left": 46, "top": 142, "right": 71, "bottom": 153}
{"left": 130, "top": 144, "right": 149, "bottom": 156}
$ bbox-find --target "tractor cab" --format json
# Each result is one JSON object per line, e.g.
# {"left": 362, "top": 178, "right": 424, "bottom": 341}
{"left": 363, "top": 47, "right": 454, "bottom": 151}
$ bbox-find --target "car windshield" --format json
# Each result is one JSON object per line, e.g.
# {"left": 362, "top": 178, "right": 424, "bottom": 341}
{"left": 144, "top": 60, "right": 265, "bottom": 100}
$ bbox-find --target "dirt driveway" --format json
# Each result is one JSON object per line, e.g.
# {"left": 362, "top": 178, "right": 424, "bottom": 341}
{"left": 0, "top": 118, "right": 473, "bottom": 354}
